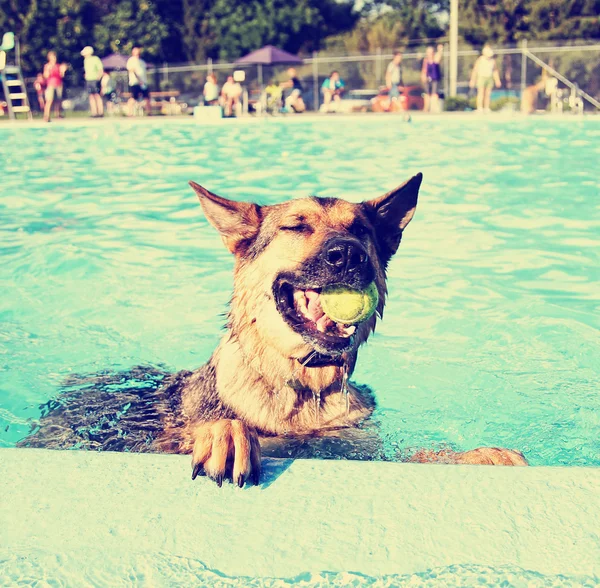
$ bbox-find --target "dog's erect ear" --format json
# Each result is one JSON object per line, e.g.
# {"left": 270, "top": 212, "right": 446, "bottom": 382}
{"left": 189, "top": 181, "right": 262, "bottom": 254}
{"left": 362, "top": 173, "right": 422, "bottom": 262}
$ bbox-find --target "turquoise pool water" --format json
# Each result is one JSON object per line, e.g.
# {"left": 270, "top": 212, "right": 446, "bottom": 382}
{"left": 1, "top": 116, "right": 598, "bottom": 466}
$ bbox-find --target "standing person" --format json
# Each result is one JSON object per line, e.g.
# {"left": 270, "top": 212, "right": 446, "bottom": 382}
{"left": 43, "top": 51, "right": 67, "bottom": 122}
{"left": 469, "top": 44, "right": 501, "bottom": 112}
{"left": 81, "top": 46, "right": 104, "bottom": 118}
{"left": 34, "top": 73, "right": 46, "bottom": 112}
{"left": 385, "top": 51, "right": 404, "bottom": 109}
{"left": 279, "top": 68, "right": 305, "bottom": 113}
{"left": 203, "top": 73, "right": 219, "bottom": 106}
{"left": 126, "top": 47, "right": 150, "bottom": 116}
{"left": 421, "top": 44, "right": 443, "bottom": 113}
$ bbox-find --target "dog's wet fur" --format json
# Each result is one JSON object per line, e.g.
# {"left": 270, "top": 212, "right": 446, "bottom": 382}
{"left": 18, "top": 174, "right": 527, "bottom": 485}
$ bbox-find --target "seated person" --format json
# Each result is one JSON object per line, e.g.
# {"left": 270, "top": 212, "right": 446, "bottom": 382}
{"left": 100, "top": 72, "right": 118, "bottom": 114}
{"left": 321, "top": 71, "right": 345, "bottom": 110}
{"left": 221, "top": 75, "right": 242, "bottom": 116}
{"left": 264, "top": 79, "right": 283, "bottom": 113}
{"left": 279, "top": 68, "right": 305, "bottom": 113}
{"left": 203, "top": 74, "right": 219, "bottom": 106}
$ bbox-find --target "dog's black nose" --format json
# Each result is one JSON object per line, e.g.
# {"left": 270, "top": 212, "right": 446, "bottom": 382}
{"left": 324, "top": 238, "right": 368, "bottom": 276}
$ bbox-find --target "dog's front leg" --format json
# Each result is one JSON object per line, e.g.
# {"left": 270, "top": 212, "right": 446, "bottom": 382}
{"left": 191, "top": 419, "right": 262, "bottom": 487}
{"left": 410, "top": 447, "right": 528, "bottom": 466}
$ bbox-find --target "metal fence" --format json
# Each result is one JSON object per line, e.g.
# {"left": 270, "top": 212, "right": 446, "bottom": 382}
{"left": 19, "top": 40, "right": 600, "bottom": 113}
{"left": 138, "top": 40, "right": 600, "bottom": 111}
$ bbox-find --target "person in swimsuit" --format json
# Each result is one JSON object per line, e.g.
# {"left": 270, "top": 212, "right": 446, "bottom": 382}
{"left": 421, "top": 44, "right": 443, "bottom": 113}
{"left": 469, "top": 44, "right": 501, "bottom": 112}
{"left": 43, "top": 51, "right": 67, "bottom": 122}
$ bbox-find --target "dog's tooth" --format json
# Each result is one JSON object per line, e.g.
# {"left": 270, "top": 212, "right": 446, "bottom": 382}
{"left": 344, "top": 325, "right": 357, "bottom": 337}
{"left": 316, "top": 315, "right": 329, "bottom": 332}
{"left": 305, "top": 290, "right": 319, "bottom": 302}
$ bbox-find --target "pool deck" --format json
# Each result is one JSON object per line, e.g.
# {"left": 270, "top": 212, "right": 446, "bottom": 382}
{"left": 0, "top": 110, "right": 598, "bottom": 130}
{"left": 1, "top": 448, "right": 599, "bottom": 581}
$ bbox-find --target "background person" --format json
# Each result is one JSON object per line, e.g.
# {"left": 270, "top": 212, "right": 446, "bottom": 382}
{"left": 220, "top": 75, "right": 242, "bottom": 116}
{"left": 421, "top": 44, "right": 443, "bottom": 113}
{"left": 34, "top": 73, "right": 46, "bottom": 112}
{"left": 385, "top": 51, "right": 404, "bottom": 108}
{"left": 203, "top": 73, "right": 219, "bottom": 105}
{"left": 126, "top": 47, "right": 150, "bottom": 116}
{"left": 280, "top": 67, "right": 305, "bottom": 113}
{"left": 469, "top": 44, "right": 501, "bottom": 112}
{"left": 43, "top": 51, "right": 67, "bottom": 122}
{"left": 101, "top": 71, "right": 117, "bottom": 115}
{"left": 321, "top": 70, "right": 345, "bottom": 111}
{"left": 264, "top": 79, "right": 283, "bottom": 113}
{"left": 81, "top": 46, "right": 104, "bottom": 118}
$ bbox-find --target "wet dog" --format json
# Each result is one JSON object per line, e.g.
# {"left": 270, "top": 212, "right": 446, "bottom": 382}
{"left": 19, "top": 174, "right": 527, "bottom": 485}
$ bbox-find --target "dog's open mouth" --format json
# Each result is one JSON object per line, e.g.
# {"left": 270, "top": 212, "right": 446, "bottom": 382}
{"left": 275, "top": 280, "right": 357, "bottom": 354}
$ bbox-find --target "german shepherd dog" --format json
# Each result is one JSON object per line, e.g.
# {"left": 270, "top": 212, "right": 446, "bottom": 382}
{"left": 18, "top": 173, "right": 527, "bottom": 486}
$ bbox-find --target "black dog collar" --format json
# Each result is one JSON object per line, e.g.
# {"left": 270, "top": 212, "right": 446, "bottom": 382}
{"left": 298, "top": 352, "right": 345, "bottom": 368}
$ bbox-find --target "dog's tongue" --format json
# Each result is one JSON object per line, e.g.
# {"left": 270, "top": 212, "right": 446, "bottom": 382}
{"left": 294, "top": 289, "right": 356, "bottom": 337}
{"left": 305, "top": 289, "right": 322, "bottom": 321}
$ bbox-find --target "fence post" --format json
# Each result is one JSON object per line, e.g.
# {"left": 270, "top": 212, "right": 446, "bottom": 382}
{"left": 312, "top": 51, "right": 319, "bottom": 112}
{"left": 376, "top": 47, "right": 382, "bottom": 85}
{"left": 208, "top": 57, "right": 213, "bottom": 75}
{"left": 520, "top": 39, "right": 527, "bottom": 94}
{"left": 449, "top": 0, "right": 458, "bottom": 96}
{"left": 163, "top": 62, "right": 168, "bottom": 90}
{"left": 444, "top": 42, "right": 450, "bottom": 99}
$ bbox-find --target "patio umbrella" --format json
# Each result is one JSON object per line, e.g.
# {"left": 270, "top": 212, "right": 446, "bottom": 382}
{"left": 235, "top": 45, "right": 302, "bottom": 87}
{"left": 101, "top": 53, "right": 128, "bottom": 71}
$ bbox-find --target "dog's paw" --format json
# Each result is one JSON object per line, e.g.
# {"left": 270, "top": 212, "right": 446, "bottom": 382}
{"left": 453, "top": 447, "right": 528, "bottom": 466}
{"left": 191, "top": 419, "right": 261, "bottom": 487}
{"left": 410, "top": 447, "right": 528, "bottom": 466}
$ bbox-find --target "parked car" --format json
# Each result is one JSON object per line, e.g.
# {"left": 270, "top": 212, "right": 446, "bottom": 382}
{"left": 371, "top": 85, "right": 425, "bottom": 112}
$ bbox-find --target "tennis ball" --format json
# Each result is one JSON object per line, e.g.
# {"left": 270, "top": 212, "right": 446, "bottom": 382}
{"left": 321, "top": 282, "right": 379, "bottom": 325}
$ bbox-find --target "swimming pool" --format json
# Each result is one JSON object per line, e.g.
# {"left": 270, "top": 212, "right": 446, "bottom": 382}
{"left": 0, "top": 115, "right": 599, "bottom": 467}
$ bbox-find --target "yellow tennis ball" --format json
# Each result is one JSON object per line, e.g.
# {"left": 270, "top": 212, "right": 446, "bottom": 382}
{"left": 321, "top": 282, "right": 379, "bottom": 325}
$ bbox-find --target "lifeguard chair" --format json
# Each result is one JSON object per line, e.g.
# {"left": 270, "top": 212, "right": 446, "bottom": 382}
{"left": 0, "top": 32, "right": 32, "bottom": 120}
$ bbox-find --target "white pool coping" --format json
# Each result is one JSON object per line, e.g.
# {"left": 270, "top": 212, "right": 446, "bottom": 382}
{"left": 1, "top": 448, "right": 599, "bottom": 581}
{"left": 1, "top": 110, "right": 598, "bottom": 130}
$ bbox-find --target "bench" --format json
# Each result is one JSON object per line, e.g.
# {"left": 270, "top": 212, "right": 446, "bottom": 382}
{"left": 121, "top": 90, "right": 180, "bottom": 100}
{"left": 120, "top": 90, "right": 186, "bottom": 115}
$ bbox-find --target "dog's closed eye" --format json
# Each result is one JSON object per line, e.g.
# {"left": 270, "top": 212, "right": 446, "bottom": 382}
{"left": 280, "top": 223, "right": 313, "bottom": 233}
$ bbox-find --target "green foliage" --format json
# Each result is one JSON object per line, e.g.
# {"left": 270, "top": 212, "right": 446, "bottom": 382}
{"left": 444, "top": 95, "right": 476, "bottom": 110}
{"left": 459, "top": 0, "right": 600, "bottom": 46}
{"left": 181, "top": 0, "right": 357, "bottom": 62}
{"left": 443, "top": 94, "right": 520, "bottom": 111}
{"left": 93, "top": 0, "right": 167, "bottom": 58}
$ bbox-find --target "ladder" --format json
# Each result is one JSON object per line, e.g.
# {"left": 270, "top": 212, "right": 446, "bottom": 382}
{"left": 1, "top": 65, "right": 32, "bottom": 120}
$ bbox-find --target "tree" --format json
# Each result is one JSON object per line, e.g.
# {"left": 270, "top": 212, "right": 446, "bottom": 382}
{"left": 458, "top": 0, "right": 529, "bottom": 45}
{"left": 93, "top": 0, "right": 167, "bottom": 60}
{"left": 525, "top": 0, "right": 600, "bottom": 40}
{"left": 181, "top": 0, "right": 358, "bottom": 63}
